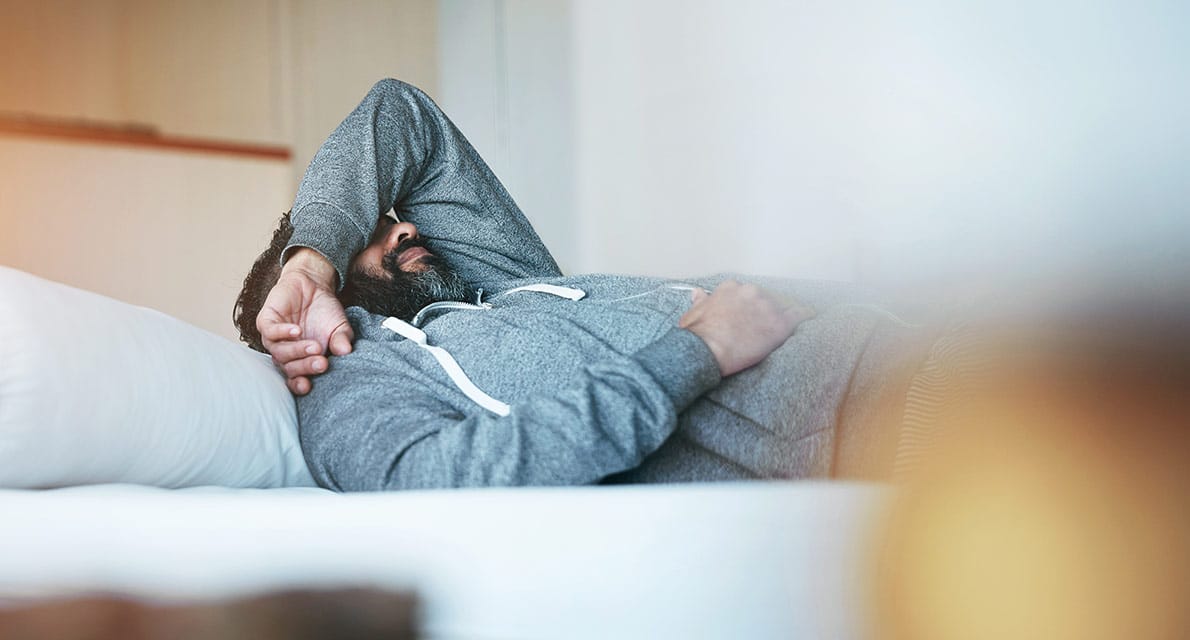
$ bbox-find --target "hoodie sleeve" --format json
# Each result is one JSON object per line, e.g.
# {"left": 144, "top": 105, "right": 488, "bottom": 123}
{"left": 284, "top": 78, "right": 562, "bottom": 289}
{"left": 297, "top": 328, "right": 722, "bottom": 490}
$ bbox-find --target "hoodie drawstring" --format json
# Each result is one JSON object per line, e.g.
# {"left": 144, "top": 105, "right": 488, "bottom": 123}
{"left": 382, "top": 284, "right": 586, "bottom": 416}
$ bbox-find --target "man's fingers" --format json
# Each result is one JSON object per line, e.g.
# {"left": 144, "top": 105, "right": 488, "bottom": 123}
{"left": 282, "top": 354, "right": 328, "bottom": 380}
{"left": 260, "top": 321, "right": 302, "bottom": 342}
{"left": 287, "top": 376, "right": 312, "bottom": 396}
{"left": 689, "top": 287, "right": 709, "bottom": 303}
{"left": 269, "top": 340, "right": 324, "bottom": 365}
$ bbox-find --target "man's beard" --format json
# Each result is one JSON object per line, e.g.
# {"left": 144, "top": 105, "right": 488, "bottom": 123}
{"left": 340, "top": 238, "right": 470, "bottom": 321}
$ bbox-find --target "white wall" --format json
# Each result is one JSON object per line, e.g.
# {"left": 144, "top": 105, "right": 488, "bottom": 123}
{"left": 0, "top": 0, "right": 439, "bottom": 339}
{"left": 286, "top": 0, "right": 439, "bottom": 181}
{"left": 0, "top": 138, "right": 291, "bottom": 341}
{"left": 0, "top": 0, "right": 285, "bottom": 145}
{"left": 0, "top": 0, "right": 439, "bottom": 157}
{"left": 572, "top": 1, "right": 873, "bottom": 280}
{"left": 438, "top": 0, "right": 576, "bottom": 271}
{"left": 0, "top": 0, "right": 125, "bottom": 126}
{"left": 440, "top": 0, "right": 1190, "bottom": 284}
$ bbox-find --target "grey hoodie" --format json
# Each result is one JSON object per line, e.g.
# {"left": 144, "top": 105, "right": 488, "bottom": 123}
{"left": 284, "top": 79, "right": 914, "bottom": 490}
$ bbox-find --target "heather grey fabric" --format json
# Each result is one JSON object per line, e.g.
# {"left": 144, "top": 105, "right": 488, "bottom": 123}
{"left": 286, "top": 80, "right": 561, "bottom": 291}
{"left": 284, "top": 79, "right": 918, "bottom": 490}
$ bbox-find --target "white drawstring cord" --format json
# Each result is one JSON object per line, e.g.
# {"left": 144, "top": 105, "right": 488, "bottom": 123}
{"left": 411, "top": 285, "right": 586, "bottom": 327}
{"left": 385, "top": 284, "right": 587, "bottom": 417}
{"left": 382, "top": 317, "right": 511, "bottom": 417}
{"left": 411, "top": 300, "right": 491, "bottom": 327}
{"left": 495, "top": 283, "right": 587, "bottom": 301}
{"left": 599, "top": 283, "right": 705, "bottom": 304}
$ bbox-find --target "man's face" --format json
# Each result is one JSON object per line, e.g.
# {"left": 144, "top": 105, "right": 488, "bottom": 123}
{"left": 341, "top": 217, "right": 469, "bottom": 320}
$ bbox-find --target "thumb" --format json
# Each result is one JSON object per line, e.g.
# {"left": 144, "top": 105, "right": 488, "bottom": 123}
{"left": 328, "top": 322, "right": 355, "bottom": 356}
{"left": 690, "top": 287, "right": 709, "bottom": 303}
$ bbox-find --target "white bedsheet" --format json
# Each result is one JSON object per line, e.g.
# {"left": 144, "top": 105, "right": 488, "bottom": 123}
{"left": 0, "top": 482, "right": 887, "bottom": 640}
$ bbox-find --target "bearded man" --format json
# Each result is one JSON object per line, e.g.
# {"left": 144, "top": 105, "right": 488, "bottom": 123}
{"left": 234, "top": 79, "right": 928, "bottom": 490}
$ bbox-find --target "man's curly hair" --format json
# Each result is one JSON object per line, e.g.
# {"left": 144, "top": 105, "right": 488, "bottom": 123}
{"left": 234, "top": 212, "right": 295, "bottom": 352}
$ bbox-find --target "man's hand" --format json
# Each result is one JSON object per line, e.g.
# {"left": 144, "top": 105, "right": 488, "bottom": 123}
{"left": 679, "top": 280, "right": 815, "bottom": 377}
{"left": 256, "top": 248, "right": 354, "bottom": 395}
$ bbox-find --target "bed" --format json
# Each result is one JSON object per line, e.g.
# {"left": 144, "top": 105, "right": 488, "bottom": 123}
{"left": 0, "top": 482, "right": 886, "bottom": 639}
{"left": 0, "top": 266, "right": 888, "bottom": 639}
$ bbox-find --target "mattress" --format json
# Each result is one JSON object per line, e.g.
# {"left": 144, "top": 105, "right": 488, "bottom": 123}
{"left": 0, "top": 481, "right": 887, "bottom": 640}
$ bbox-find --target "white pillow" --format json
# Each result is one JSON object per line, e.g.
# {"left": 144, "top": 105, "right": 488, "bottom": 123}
{"left": 0, "top": 266, "right": 316, "bottom": 488}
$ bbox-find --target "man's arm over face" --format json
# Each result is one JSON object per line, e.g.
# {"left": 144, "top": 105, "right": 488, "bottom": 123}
{"left": 284, "top": 78, "right": 561, "bottom": 290}
{"left": 298, "top": 328, "right": 722, "bottom": 490}
{"left": 264, "top": 78, "right": 561, "bottom": 393}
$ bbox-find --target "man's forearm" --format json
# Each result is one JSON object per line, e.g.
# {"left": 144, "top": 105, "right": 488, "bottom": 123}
{"left": 284, "top": 78, "right": 561, "bottom": 290}
{"left": 284, "top": 80, "right": 425, "bottom": 288}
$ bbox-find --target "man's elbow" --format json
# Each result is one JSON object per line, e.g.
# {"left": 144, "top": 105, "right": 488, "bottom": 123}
{"left": 369, "top": 77, "right": 431, "bottom": 105}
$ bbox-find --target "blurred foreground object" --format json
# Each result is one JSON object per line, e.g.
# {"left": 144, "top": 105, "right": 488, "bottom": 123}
{"left": 877, "top": 286, "right": 1190, "bottom": 640}
{"left": 0, "top": 589, "right": 418, "bottom": 640}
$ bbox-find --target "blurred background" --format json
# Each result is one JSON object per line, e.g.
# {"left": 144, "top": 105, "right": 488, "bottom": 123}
{"left": 1, "top": 0, "right": 1187, "bottom": 341}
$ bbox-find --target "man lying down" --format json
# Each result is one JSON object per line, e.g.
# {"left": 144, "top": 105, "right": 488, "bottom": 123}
{"left": 231, "top": 78, "right": 940, "bottom": 491}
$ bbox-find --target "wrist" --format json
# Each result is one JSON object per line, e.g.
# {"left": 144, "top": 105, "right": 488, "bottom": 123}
{"left": 634, "top": 328, "right": 723, "bottom": 411}
{"left": 283, "top": 247, "right": 338, "bottom": 288}
{"left": 686, "top": 327, "right": 730, "bottom": 376}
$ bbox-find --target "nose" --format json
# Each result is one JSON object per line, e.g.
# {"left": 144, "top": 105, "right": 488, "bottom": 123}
{"left": 387, "top": 221, "right": 419, "bottom": 250}
{"left": 394, "top": 221, "right": 418, "bottom": 242}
